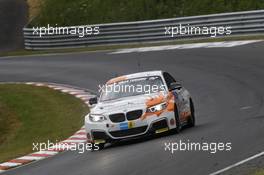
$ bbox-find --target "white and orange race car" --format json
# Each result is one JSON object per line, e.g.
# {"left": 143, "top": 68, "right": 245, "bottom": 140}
{"left": 85, "top": 70, "right": 195, "bottom": 149}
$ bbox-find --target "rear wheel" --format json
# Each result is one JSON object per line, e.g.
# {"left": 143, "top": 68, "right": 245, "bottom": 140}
{"left": 187, "top": 98, "right": 195, "bottom": 127}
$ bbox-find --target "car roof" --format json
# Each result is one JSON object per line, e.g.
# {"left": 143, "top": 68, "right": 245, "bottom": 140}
{"left": 107, "top": 70, "right": 163, "bottom": 84}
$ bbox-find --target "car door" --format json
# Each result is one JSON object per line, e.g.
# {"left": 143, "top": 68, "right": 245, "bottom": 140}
{"left": 163, "top": 72, "right": 189, "bottom": 122}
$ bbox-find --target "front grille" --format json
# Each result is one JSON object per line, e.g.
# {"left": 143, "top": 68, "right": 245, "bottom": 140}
{"left": 109, "top": 110, "right": 143, "bottom": 123}
{"left": 109, "top": 113, "right": 125, "bottom": 123}
{"left": 126, "top": 110, "right": 143, "bottom": 120}
{"left": 109, "top": 126, "right": 148, "bottom": 137}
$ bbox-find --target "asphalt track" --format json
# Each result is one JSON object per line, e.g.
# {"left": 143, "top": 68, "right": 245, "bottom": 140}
{"left": 0, "top": 41, "right": 264, "bottom": 175}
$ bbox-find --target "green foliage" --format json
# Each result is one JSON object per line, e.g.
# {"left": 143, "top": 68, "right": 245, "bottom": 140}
{"left": 31, "top": 0, "right": 264, "bottom": 26}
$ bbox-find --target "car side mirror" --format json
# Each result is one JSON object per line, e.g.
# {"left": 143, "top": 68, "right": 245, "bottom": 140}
{"left": 169, "top": 82, "right": 182, "bottom": 91}
{"left": 89, "top": 97, "right": 98, "bottom": 105}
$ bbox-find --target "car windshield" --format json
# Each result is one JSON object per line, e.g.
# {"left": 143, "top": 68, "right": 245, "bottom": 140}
{"left": 100, "top": 76, "right": 166, "bottom": 102}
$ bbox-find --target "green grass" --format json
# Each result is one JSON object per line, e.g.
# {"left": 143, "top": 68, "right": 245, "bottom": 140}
{"left": 0, "top": 84, "right": 89, "bottom": 163}
{"left": 31, "top": 0, "right": 264, "bottom": 26}
{"left": 254, "top": 169, "right": 264, "bottom": 175}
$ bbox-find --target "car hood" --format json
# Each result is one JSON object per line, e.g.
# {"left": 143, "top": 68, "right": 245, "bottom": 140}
{"left": 91, "top": 92, "right": 167, "bottom": 115}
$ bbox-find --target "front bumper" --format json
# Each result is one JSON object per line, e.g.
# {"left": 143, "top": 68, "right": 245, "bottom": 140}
{"left": 85, "top": 111, "right": 175, "bottom": 142}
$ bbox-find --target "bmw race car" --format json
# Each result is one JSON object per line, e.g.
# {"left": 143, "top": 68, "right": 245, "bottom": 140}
{"left": 85, "top": 71, "right": 195, "bottom": 149}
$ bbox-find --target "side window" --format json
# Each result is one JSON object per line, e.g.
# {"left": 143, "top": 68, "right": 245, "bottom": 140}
{"left": 163, "top": 72, "right": 176, "bottom": 88}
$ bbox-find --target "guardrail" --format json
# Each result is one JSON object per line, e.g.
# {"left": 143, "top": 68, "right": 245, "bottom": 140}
{"left": 23, "top": 10, "right": 264, "bottom": 50}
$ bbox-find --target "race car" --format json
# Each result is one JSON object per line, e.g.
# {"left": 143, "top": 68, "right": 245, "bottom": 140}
{"left": 85, "top": 70, "right": 195, "bottom": 149}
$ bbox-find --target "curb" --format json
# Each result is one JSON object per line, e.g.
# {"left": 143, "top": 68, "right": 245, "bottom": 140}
{"left": 0, "top": 82, "right": 95, "bottom": 173}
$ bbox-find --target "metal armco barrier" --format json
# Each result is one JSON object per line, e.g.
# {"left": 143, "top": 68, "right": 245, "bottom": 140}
{"left": 23, "top": 10, "right": 264, "bottom": 50}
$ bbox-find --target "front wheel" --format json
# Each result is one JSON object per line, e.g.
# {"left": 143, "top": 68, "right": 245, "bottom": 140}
{"left": 187, "top": 98, "right": 195, "bottom": 127}
{"left": 91, "top": 143, "right": 105, "bottom": 151}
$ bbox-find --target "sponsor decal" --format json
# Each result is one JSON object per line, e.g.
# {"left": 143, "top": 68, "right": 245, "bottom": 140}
{"left": 119, "top": 121, "right": 134, "bottom": 130}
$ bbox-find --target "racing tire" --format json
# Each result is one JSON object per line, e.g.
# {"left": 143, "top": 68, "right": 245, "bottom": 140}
{"left": 98, "top": 143, "right": 105, "bottom": 150}
{"left": 91, "top": 143, "right": 105, "bottom": 151}
{"left": 174, "top": 104, "right": 181, "bottom": 133}
{"left": 187, "top": 98, "right": 195, "bottom": 127}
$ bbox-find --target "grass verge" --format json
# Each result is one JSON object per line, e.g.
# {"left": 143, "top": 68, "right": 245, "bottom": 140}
{"left": 0, "top": 84, "right": 89, "bottom": 163}
{"left": 1, "top": 34, "right": 264, "bottom": 58}
{"left": 254, "top": 169, "right": 264, "bottom": 175}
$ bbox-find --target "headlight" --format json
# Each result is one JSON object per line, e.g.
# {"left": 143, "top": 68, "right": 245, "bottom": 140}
{"left": 89, "top": 114, "right": 106, "bottom": 122}
{"left": 146, "top": 102, "right": 167, "bottom": 113}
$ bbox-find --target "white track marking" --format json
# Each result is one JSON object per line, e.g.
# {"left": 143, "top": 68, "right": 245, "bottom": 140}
{"left": 77, "top": 129, "right": 86, "bottom": 132}
{"left": 17, "top": 156, "right": 45, "bottom": 160}
{"left": 0, "top": 162, "right": 21, "bottom": 167}
{"left": 0, "top": 170, "right": 5, "bottom": 173}
{"left": 76, "top": 94, "right": 94, "bottom": 98}
{"left": 25, "top": 82, "right": 34, "bottom": 85}
{"left": 209, "top": 151, "right": 264, "bottom": 175}
{"left": 76, "top": 131, "right": 86, "bottom": 134}
{"left": 70, "top": 134, "right": 87, "bottom": 139}
{"left": 33, "top": 151, "right": 58, "bottom": 155}
{"left": 111, "top": 40, "right": 262, "bottom": 54}
{"left": 58, "top": 89, "right": 75, "bottom": 92}
{"left": 240, "top": 106, "right": 252, "bottom": 110}
{"left": 34, "top": 83, "right": 45, "bottom": 86}
{"left": 52, "top": 87, "right": 65, "bottom": 90}
{"left": 62, "top": 139, "right": 85, "bottom": 143}
{"left": 68, "top": 91, "right": 86, "bottom": 95}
